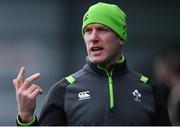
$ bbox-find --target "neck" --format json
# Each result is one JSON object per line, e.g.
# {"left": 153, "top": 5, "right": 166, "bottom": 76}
{"left": 100, "top": 54, "right": 124, "bottom": 69}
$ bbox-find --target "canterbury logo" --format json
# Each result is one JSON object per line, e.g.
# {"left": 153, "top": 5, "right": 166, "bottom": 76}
{"left": 78, "top": 91, "right": 91, "bottom": 100}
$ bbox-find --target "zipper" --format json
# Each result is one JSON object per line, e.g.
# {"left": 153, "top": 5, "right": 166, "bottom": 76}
{"left": 97, "top": 65, "right": 114, "bottom": 109}
{"left": 106, "top": 70, "right": 114, "bottom": 109}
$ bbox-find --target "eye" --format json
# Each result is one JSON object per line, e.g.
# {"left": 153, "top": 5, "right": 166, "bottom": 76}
{"left": 84, "top": 27, "right": 92, "bottom": 34}
{"left": 97, "top": 27, "right": 110, "bottom": 32}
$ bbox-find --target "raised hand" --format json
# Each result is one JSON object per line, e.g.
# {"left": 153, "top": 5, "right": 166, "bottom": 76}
{"left": 13, "top": 67, "right": 43, "bottom": 122}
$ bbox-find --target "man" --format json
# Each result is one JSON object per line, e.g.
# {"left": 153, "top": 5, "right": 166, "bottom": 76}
{"left": 13, "top": 2, "right": 171, "bottom": 126}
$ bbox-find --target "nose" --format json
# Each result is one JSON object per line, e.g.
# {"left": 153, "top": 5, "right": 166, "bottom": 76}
{"left": 89, "top": 30, "right": 99, "bottom": 42}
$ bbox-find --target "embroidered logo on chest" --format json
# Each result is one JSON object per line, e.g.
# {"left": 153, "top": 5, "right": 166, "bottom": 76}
{"left": 78, "top": 91, "right": 91, "bottom": 100}
{"left": 132, "top": 89, "right": 141, "bottom": 102}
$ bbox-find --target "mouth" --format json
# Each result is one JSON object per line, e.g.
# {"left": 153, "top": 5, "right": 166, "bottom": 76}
{"left": 90, "top": 46, "right": 104, "bottom": 52}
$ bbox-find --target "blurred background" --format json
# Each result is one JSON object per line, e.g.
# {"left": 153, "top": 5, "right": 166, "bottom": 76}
{"left": 0, "top": 0, "right": 179, "bottom": 125}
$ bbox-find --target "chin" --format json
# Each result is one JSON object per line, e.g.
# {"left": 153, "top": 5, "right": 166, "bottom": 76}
{"left": 90, "top": 57, "right": 106, "bottom": 64}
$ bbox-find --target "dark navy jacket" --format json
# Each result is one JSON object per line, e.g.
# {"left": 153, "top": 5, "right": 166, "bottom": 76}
{"left": 17, "top": 58, "right": 171, "bottom": 126}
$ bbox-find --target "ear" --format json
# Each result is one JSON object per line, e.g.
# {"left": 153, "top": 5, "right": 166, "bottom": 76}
{"left": 118, "top": 38, "right": 125, "bottom": 45}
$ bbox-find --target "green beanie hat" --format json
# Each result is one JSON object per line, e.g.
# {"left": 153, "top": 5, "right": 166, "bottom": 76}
{"left": 82, "top": 2, "right": 127, "bottom": 41}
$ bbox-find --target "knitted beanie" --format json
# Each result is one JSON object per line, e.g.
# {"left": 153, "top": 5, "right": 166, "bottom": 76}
{"left": 82, "top": 2, "right": 127, "bottom": 41}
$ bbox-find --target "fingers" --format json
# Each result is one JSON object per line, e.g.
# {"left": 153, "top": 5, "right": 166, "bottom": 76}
{"left": 16, "top": 67, "right": 26, "bottom": 84}
{"left": 25, "top": 84, "right": 43, "bottom": 99}
{"left": 31, "top": 89, "right": 43, "bottom": 98}
{"left": 13, "top": 79, "right": 18, "bottom": 91}
{"left": 21, "top": 73, "right": 40, "bottom": 90}
{"left": 13, "top": 67, "right": 41, "bottom": 92}
{"left": 27, "top": 84, "right": 43, "bottom": 94}
{"left": 13, "top": 67, "right": 26, "bottom": 90}
{"left": 16, "top": 84, "right": 43, "bottom": 103}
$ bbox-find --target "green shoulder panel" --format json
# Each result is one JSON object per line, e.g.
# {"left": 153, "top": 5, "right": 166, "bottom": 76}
{"left": 65, "top": 75, "right": 76, "bottom": 84}
{"left": 140, "top": 75, "right": 149, "bottom": 84}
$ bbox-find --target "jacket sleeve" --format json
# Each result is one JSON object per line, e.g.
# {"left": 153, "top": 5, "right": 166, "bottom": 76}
{"left": 151, "top": 83, "right": 172, "bottom": 125}
{"left": 37, "top": 79, "right": 69, "bottom": 125}
{"left": 16, "top": 114, "right": 38, "bottom": 126}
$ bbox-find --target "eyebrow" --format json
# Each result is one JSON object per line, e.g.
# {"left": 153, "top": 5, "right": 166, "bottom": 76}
{"left": 85, "top": 25, "right": 109, "bottom": 30}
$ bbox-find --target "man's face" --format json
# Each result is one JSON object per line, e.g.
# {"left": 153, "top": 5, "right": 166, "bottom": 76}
{"left": 83, "top": 23, "right": 124, "bottom": 65}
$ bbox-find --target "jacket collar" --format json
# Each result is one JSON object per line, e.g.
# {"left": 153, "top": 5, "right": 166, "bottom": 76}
{"left": 83, "top": 55, "right": 128, "bottom": 76}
